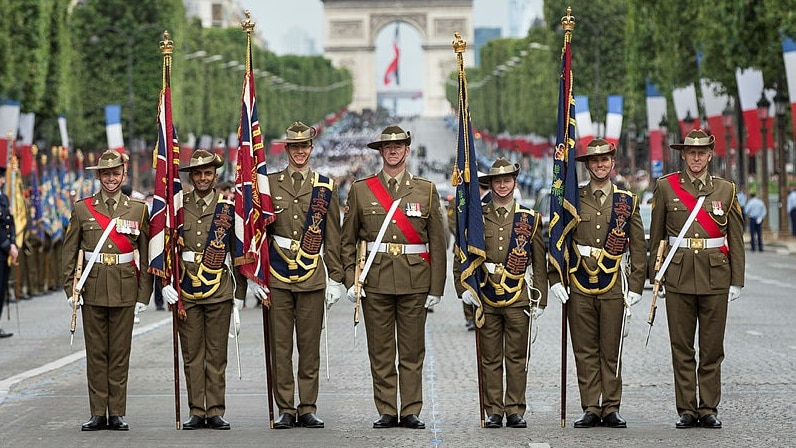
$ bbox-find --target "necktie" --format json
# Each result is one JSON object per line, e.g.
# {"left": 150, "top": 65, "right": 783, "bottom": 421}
{"left": 693, "top": 179, "right": 703, "bottom": 191}
{"left": 196, "top": 198, "right": 206, "bottom": 212}
{"left": 106, "top": 198, "right": 116, "bottom": 216}
{"left": 497, "top": 206, "right": 507, "bottom": 219}
{"left": 388, "top": 178, "right": 398, "bottom": 196}
{"left": 594, "top": 190, "right": 604, "bottom": 205}
{"left": 292, "top": 172, "right": 303, "bottom": 194}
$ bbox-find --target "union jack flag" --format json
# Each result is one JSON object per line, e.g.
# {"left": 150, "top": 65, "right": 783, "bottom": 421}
{"left": 234, "top": 46, "right": 275, "bottom": 287}
{"left": 148, "top": 84, "right": 184, "bottom": 294}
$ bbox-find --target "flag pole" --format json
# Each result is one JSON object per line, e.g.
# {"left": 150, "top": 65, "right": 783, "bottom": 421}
{"left": 157, "top": 30, "right": 183, "bottom": 430}
{"left": 551, "top": 7, "right": 577, "bottom": 429}
{"left": 452, "top": 31, "right": 487, "bottom": 428}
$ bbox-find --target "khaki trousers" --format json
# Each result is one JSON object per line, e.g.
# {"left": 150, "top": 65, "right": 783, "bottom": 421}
{"left": 480, "top": 305, "right": 529, "bottom": 416}
{"left": 362, "top": 292, "right": 427, "bottom": 417}
{"left": 82, "top": 304, "right": 135, "bottom": 416}
{"left": 179, "top": 300, "right": 231, "bottom": 417}
{"left": 665, "top": 291, "right": 728, "bottom": 417}
{"left": 269, "top": 287, "right": 324, "bottom": 416}
{"left": 568, "top": 292, "right": 624, "bottom": 416}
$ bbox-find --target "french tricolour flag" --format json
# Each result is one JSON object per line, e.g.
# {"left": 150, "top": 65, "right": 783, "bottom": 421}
{"left": 104, "top": 104, "right": 125, "bottom": 153}
{"left": 0, "top": 100, "right": 20, "bottom": 167}
{"left": 574, "top": 95, "right": 593, "bottom": 150}
{"left": 17, "top": 112, "right": 35, "bottom": 176}
{"left": 783, "top": 38, "right": 796, "bottom": 140}
{"left": 735, "top": 68, "right": 773, "bottom": 155}
{"left": 645, "top": 81, "right": 667, "bottom": 178}
{"left": 604, "top": 95, "right": 623, "bottom": 148}
{"left": 700, "top": 79, "right": 735, "bottom": 157}
{"left": 672, "top": 84, "right": 701, "bottom": 135}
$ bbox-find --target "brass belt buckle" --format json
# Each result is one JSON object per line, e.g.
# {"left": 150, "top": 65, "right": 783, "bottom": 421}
{"left": 690, "top": 238, "right": 704, "bottom": 250}
{"left": 290, "top": 239, "right": 300, "bottom": 252}
{"left": 194, "top": 252, "right": 203, "bottom": 264}
{"left": 590, "top": 247, "right": 602, "bottom": 259}
{"left": 387, "top": 242, "right": 403, "bottom": 256}
{"left": 102, "top": 253, "right": 116, "bottom": 265}
{"left": 494, "top": 263, "right": 505, "bottom": 275}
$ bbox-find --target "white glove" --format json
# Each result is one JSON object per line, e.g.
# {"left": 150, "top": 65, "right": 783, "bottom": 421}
{"left": 67, "top": 295, "right": 83, "bottom": 308}
{"left": 658, "top": 284, "right": 666, "bottom": 300}
{"left": 232, "top": 306, "right": 241, "bottom": 336}
{"left": 233, "top": 299, "right": 244, "bottom": 310}
{"left": 326, "top": 279, "right": 345, "bottom": 309}
{"left": 532, "top": 307, "right": 544, "bottom": 319}
{"left": 162, "top": 284, "right": 179, "bottom": 305}
{"left": 626, "top": 292, "right": 642, "bottom": 307}
{"left": 255, "top": 286, "right": 270, "bottom": 304}
{"left": 134, "top": 302, "right": 147, "bottom": 314}
{"left": 461, "top": 290, "right": 480, "bottom": 307}
{"left": 550, "top": 283, "right": 569, "bottom": 304}
{"left": 425, "top": 295, "right": 441, "bottom": 309}
{"left": 728, "top": 285, "right": 742, "bottom": 302}
{"left": 347, "top": 284, "right": 365, "bottom": 303}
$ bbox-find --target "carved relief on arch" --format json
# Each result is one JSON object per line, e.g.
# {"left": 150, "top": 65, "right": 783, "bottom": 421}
{"left": 370, "top": 13, "right": 427, "bottom": 41}
{"left": 329, "top": 20, "right": 364, "bottom": 38}
{"left": 434, "top": 18, "right": 466, "bottom": 38}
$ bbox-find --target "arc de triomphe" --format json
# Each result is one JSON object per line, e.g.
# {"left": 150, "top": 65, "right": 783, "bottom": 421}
{"left": 322, "top": 0, "right": 473, "bottom": 117}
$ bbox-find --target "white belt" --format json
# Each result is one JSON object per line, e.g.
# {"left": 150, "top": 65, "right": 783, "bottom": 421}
{"left": 182, "top": 250, "right": 232, "bottom": 265}
{"left": 273, "top": 235, "right": 300, "bottom": 251}
{"left": 668, "top": 236, "right": 725, "bottom": 249}
{"left": 483, "top": 262, "right": 506, "bottom": 275}
{"left": 84, "top": 251, "right": 135, "bottom": 265}
{"left": 367, "top": 242, "right": 428, "bottom": 255}
{"left": 576, "top": 244, "right": 602, "bottom": 258}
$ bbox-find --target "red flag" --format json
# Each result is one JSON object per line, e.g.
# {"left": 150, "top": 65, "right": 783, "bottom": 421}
{"left": 383, "top": 25, "right": 400, "bottom": 86}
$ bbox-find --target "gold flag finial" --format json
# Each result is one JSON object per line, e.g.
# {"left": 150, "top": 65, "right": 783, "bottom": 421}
{"left": 561, "top": 6, "right": 575, "bottom": 31}
{"left": 452, "top": 31, "right": 466, "bottom": 54}
{"left": 159, "top": 30, "right": 173, "bottom": 55}
{"left": 241, "top": 10, "right": 255, "bottom": 34}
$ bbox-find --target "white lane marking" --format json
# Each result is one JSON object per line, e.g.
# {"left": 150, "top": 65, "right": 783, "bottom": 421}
{"left": 745, "top": 330, "right": 763, "bottom": 336}
{"left": 0, "top": 317, "right": 171, "bottom": 405}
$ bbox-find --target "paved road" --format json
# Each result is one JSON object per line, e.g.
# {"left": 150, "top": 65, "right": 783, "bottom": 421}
{"left": 1, "top": 246, "right": 794, "bottom": 448}
{"left": 1, "top": 118, "right": 795, "bottom": 447}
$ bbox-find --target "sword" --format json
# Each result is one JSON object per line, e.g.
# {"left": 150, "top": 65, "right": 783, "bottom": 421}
{"left": 524, "top": 283, "right": 541, "bottom": 372}
{"left": 76, "top": 218, "right": 118, "bottom": 292}
{"left": 323, "top": 302, "right": 330, "bottom": 380}
{"left": 232, "top": 306, "right": 241, "bottom": 379}
{"left": 616, "top": 303, "right": 630, "bottom": 378}
{"left": 354, "top": 199, "right": 401, "bottom": 341}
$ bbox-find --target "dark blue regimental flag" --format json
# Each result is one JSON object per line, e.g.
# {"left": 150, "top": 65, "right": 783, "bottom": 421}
{"left": 451, "top": 42, "right": 486, "bottom": 314}
{"left": 548, "top": 28, "right": 580, "bottom": 287}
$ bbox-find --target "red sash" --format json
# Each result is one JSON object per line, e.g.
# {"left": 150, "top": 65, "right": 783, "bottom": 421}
{"left": 84, "top": 199, "right": 136, "bottom": 257}
{"left": 365, "top": 176, "right": 430, "bottom": 262}
{"left": 666, "top": 175, "right": 729, "bottom": 255}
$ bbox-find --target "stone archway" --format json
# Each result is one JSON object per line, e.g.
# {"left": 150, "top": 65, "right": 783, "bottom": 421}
{"left": 322, "top": 0, "right": 473, "bottom": 117}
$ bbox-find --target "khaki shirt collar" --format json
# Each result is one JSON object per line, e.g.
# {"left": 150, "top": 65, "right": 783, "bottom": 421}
{"left": 100, "top": 191, "right": 122, "bottom": 206}
{"left": 685, "top": 172, "right": 709, "bottom": 186}
{"left": 287, "top": 166, "right": 310, "bottom": 181}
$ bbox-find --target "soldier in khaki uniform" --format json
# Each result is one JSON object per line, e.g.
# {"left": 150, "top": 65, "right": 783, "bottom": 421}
{"left": 62, "top": 149, "right": 152, "bottom": 431}
{"left": 549, "top": 139, "right": 646, "bottom": 428}
{"left": 649, "top": 129, "right": 745, "bottom": 429}
{"left": 342, "top": 125, "right": 447, "bottom": 429}
{"left": 162, "top": 150, "right": 247, "bottom": 430}
{"left": 267, "top": 122, "right": 345, "bottom": 429}
{"left": 458, "top": 158, "right": 548, "bottom": 428}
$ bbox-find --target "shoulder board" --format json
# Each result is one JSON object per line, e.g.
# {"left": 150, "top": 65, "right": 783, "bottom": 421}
{"left": 127, "top": 197, "right": 146, "bottom": 205}
{"left": 412, "top": 176, "right": 433, "bottom": 184}
{"left": 659, "top": 172, "right": 678, "bottom": 180}
{"left": 614, "top": 187, "right": 634, "bottom": 196}
{"left": 515, "top": 203, "right": 534, "bottom": 214}
{"left": 353, "top": 175, "right": 377, "bottom": 184}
